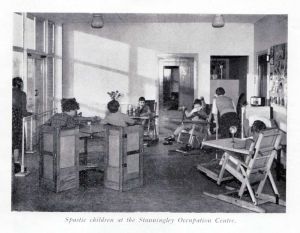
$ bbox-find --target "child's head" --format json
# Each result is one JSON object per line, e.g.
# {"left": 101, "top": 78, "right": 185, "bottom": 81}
{"left": 61, "top": 98, "right": 80, "bottom": 116}
{"left": 251, "top": 120, "right": 266, "bottom": 139}
{"left": 107, "top": 100, "right": 120, "bottom": 113}
{"left": 215, "top": 87, "right": 225, "bottom": 96}
{"left": 199, "top": 96, "right": 206, "bottom": 107}
{"left": 193, "top": 99, "right": 202, "bottom": 110}
{"left": 138, "top": 96, "right": 146, "bottom": 107}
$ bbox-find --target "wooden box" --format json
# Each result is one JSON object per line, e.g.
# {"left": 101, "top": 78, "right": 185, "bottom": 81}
{"left": 104, "top": 125, "right": 144, "bottom": 191}
{"left": 39, "top": 126, "right": 80, "bottom": 192}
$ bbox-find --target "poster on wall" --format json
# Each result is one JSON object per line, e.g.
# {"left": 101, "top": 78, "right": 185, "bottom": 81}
{"left": 269, "top": 43, "right": 287, "bottom": 107}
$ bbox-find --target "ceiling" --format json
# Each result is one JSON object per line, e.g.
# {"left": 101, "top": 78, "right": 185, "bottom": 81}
{"left": 30, "top": 13, "right": 266, "bottom": 25}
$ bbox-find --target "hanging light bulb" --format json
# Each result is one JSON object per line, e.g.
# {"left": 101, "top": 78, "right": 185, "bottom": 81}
{"left": 212, "top": 14, "right": 225, "bottom": 28}
{"left": 91, "top": 14, "right": 104, "bottom": 28}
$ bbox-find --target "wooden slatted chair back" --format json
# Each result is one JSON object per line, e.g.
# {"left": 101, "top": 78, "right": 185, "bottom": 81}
{"left": 247, "top": 128, "right": 282, "bottom": 179}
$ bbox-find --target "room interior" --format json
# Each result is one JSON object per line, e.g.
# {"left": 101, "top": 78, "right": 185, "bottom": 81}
{"left": 12, "top": 13, "right": 287, "bottom": 212}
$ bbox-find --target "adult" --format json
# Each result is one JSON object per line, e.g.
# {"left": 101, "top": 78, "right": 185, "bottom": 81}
{"left": 212, "top": 87, "right": 239, "bottom": 138}
{"left": 12, "top": 77, "right": 32, "bottom": 162}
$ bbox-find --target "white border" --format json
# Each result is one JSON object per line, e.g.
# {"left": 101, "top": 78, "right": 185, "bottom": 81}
{"left": 1, "top": 1, "right": 300, "bottom": 232}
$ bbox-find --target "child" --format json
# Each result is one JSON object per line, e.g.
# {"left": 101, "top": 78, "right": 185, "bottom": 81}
{"left": 44, "top": 98, "right": 80, "bottom": 129}
{"left": 163, "top": 98, "right": 208, "bottom": 149}
{"left": 244, "top": 120, "right": 267, "bottom": 150}
{"left": 136, "top": 97, "right": 151, "bottom": 117}
{"left": 102, "top": 100, "right": 135, "bottom": 127}
{"left": 136, "top": 96, "right": 152, "bottom": 127}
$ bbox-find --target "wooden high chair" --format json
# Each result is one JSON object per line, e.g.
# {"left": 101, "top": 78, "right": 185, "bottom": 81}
{"left": 204, "top": 128, "right": 285, "bottom": 213}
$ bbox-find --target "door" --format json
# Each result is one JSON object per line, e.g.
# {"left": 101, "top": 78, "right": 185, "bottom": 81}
{"left": 179, "top": 60, "right": 194, "bottom": 109}
{"left": 27, "top": 56, "right": 45, "bottom": 124}
{"left": 26, "top": 54, "right": 54, "bottom": 150}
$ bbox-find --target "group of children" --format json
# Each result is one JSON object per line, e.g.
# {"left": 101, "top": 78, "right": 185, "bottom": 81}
{"left": 45, "top": 96, "right": 152, "bottom": 129}
{"left": 45, "top": 92, "right": 269, "bottom": 154}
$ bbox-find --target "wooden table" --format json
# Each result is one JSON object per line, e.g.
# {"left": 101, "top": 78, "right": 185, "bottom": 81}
{"left": 202, "top": 138, "right": 249, "bottom": 155}
{"left": 197, "top": 138, "right": 249, "bottom": 183}
{"left": 130, "top": 116, "right": 150, "bottom": 120}
{"left": 169, "top": 119, "right": 209, "bottom": 124}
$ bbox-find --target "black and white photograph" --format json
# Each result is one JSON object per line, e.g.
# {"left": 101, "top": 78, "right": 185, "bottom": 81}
{"left": 1, "top": 0, "right": 300, "bottom": 232}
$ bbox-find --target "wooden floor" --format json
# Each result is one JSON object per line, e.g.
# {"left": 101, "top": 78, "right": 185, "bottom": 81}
{"left": 11, "top": 139, "right": 286, "bottom": 212}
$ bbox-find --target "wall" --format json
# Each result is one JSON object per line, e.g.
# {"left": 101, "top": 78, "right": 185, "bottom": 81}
{"left": 254, "top": 15, "right": 287, "bottom": 53}
{"left": 254, "top": 15, "right": 288, "bottom": 131}
{"left": 62, "top": 22, "right": 254, "bottom": 117}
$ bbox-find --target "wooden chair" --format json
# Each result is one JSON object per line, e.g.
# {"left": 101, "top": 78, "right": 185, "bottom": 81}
{"left": 177, "top": 105, "right": 210, "bottom": 149}
{"left": 204, "top": 128, "right": 285, "bottom": 213}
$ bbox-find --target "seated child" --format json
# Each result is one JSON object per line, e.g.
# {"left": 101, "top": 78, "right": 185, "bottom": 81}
{"left": 163, "top": 98, "right": 208, "bottom": 148}
{"left": 44, "top": 98, "right": 80, "bottom": 129}
{"left": 244, "top": 119, "right": 267, "bottom": 150}
{"left": 137, "top": 97, "right": 151, "bottom": 117}
{"left": 102, "top": 100, "right": 135, "bottom": 127}
{"left": 136, "top": 96, "right": 151, "bottom": 124}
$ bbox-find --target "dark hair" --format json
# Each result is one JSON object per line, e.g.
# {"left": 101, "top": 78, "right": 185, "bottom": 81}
{"left": 216, "top": 87, "right": 225, "bottom": 96}
{"left": 107, "top": 100, "right": 120, "bottom": 113}
{"left": 237, "top": 93, "right": 247, "bottom": 106}
{"left": 61, "top": 98, "right": 80, "bottom": 112}
{"left": 139, "top": 97, "right": 145, "bottom": 102}
{"left": 193, "top": 99, "right": 202, "bottom": 106}
{"left": 251, "top": 120, "right": 266, "bottom": 133}
{"left": 13, "top": 77, "right": 23, "bottom": 89}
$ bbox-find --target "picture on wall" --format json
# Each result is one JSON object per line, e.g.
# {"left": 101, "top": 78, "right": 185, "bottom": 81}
{"left": 269, "top": 43, "right": 287, "bottom": 107}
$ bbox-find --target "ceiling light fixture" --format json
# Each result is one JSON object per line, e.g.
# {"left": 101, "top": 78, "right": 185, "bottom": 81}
{"left": 91, "top": 14, "right": 104, "bottom": 28}
{"left": 212, "top": 14, "right": 225, "bottom": 28}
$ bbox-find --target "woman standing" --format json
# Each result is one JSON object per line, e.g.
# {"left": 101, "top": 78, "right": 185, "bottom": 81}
{"left": 12, "top": 77, "right": 32, "bottom": 162}
{"left": 212, "top": 87, "right": 239, "bottom": 138}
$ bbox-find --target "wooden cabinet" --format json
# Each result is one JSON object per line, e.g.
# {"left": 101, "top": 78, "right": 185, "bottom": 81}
{"left": 39, "top": 126, "right": 80, "bottom": 192}
{"left": 104, "top": 125, "right": 144, "bottom": 191}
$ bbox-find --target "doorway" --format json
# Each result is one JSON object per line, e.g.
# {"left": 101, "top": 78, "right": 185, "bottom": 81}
{"left": 158, "top": 56, "right": 195, "bottom": 135}
{"left": 210, "top": 56, "right": 248, "bottom": 105}
{"left": 162, "top": 66, "right": 180, "bottom": 110}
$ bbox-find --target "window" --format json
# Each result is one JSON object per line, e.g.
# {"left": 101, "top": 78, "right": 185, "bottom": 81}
{"left": 25, "top": 15, "right": 35, "bottom": 50}
{"left": 13, "top": 13, "right": 23, "bottom": 47}
{"left": 36, "top": 18, "right": 45, "bottom": 52}
{"left": 13, "top": 51, "right": 23, "bottom": 78}
{"left": 48, "top": 21, "right": 55, "bottom": 54}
